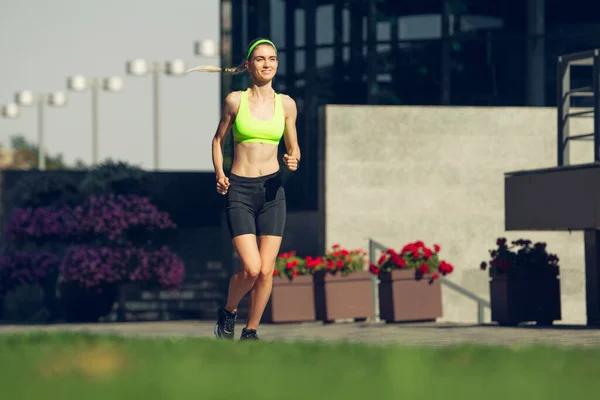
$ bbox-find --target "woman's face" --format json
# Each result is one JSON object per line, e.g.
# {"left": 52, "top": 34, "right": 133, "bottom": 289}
{"left": 246, "top": 44, "right": 278, "bottom": 82}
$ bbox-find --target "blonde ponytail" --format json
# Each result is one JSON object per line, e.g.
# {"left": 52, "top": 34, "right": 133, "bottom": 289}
{"left": 186, "top": 64, "right": 246, "bottom": 74}
{"left": 187, "top": 38, "right": 276, "bottom": 75}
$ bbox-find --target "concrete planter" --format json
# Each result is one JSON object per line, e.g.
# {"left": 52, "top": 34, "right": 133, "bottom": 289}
{"left": 313, "top": 270, "right": 374, "bottom": 322}
{"left": 262, "top": 275, "right": 316, "bottom": 323}
{"left": 378, "top": 269, "right": 443, "bottom": 322}
{"left": 489, "top": 266, "right": 561, "bottom": 326}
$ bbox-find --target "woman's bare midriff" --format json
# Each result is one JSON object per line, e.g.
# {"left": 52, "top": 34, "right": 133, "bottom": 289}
{"left": 230, "top": 141, "right": 281, "bottom": 177}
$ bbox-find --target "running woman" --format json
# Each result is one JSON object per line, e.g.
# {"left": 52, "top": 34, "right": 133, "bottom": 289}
{"left": 188, "top": 38, "right": 300, "bottom": 340}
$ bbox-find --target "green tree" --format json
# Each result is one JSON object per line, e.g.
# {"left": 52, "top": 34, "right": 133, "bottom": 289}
{"left": 9, "top": 134, "right": 87, "bottom": 170}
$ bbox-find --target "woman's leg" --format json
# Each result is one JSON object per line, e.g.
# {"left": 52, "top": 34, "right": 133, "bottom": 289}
{"left": 224, "top": 233, "right": 262, "bottom": 313}
{"left": 246, "top": 235, "right": 283, "bottom": 330}
{"left": 214, "top": 233, "right": 261, "bottom": 340}
{"left": 243, "top": 174, "right": 286, "bottom": 336}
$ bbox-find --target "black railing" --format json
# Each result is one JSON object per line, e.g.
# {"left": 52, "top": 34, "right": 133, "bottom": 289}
{"left": 557, "top": 49, "right": 600, "bottom": 166}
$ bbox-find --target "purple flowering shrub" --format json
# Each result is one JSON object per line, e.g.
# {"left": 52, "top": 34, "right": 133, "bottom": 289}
{"left": 73, "top": 194, "right": 177, "bottom": 243}
{"left": 3, "top": 193, "right": 185, "bottom": 294}
{"left": 0, "top": 251, "right": 60, "bottom": 295}
{"left": 5, "top": 194, "right": 177, "bottom": 245}
{"left": 5, "top": 205, "right": 78, "bottom": 243}
{"left": 129, "top": 246, "right": 185, "bottom": 290}
{"left": 60, "top": 245, "right": 185, "bottom": 290}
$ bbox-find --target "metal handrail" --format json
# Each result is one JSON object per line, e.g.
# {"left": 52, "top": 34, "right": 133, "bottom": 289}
{"left": 557, "top": 48, "right": 600, "bottom": 166}
{"left": 368, "top": 238, "right": 491, "bottom": 325}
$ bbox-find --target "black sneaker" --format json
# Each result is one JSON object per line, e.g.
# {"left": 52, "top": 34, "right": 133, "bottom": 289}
{"left": 240, "top": 328, "right": 260, "bottom": 340}
{"left": 214, "top": 307, "right": 237, "bottom": 340}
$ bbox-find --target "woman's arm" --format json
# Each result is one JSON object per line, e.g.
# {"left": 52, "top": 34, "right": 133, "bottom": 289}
{"left": 282, "top": 94, "right": 301, "bottom": 171}
{"left": 212, "top": 91, "right": 240, "bottom": 179}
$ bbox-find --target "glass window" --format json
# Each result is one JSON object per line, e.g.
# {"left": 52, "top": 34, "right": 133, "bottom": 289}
{"left": 379, "top": 40, "right": 443, "bottom": 106}
{"left": 269, "top": 0, "right": 285, "bottom": 46}
{"left": 449, "top": 37, "right": 526, "bottom": 106}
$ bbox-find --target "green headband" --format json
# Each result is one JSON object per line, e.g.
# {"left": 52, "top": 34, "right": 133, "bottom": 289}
{"left": 246, "top": 39, "right": 277, "bottom": 60}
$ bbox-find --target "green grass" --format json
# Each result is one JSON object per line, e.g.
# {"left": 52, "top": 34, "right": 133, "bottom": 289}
{"left": 0, "top": 332, "right": 599, "bottom": 400}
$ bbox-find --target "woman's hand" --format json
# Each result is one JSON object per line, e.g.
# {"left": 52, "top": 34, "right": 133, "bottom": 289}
{"left": 283, "top": 154, "right": 299, "bottom": 171}
{"left": 216, "top": 174, "right": 230, "bottom": 195}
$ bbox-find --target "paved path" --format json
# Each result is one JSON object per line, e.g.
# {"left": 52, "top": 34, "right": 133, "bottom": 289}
{"left": 2, "top": 320, "right": 600, "bottom": 348}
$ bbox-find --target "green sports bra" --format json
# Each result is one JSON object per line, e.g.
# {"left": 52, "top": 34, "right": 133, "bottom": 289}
{"left": 233, "top": 90, "right": 285, "bottom": 145}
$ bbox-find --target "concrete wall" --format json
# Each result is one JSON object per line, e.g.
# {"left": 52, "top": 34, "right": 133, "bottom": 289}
{"left": 322, "top": 105, "right": 592, "bottom": 325}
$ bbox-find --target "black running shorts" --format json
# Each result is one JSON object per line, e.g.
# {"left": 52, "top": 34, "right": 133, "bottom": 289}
{"left": 225, "top": 170, "right": 286, "bottom": 238}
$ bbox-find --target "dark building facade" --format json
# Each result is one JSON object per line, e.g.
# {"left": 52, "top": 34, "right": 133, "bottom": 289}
{"left": 219, "top": 0, "right": 600, "bottom": 207}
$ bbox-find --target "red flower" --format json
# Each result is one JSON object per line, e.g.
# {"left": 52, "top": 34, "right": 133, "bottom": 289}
{"left": 428, "top": 272, "right": 440, "bottom": 284}
{"left": 423, "top": 248, "right": 433, "bottom": 259}
{"left": 292, "top": 270, "right": 299, "bottom": 276}
{"left": 278, "top": 250, "right": 296, "bottom": 259}
{"left": 395, "top": 257, "right": 406, "bottom": 268}
{"left": 401, "top": 244, "right": 414, "bottom": 254}
{"left": 305, "top": 256, "right": 322, "bottom": 268}
{"left": 375, "top": 241, "right": 454, "bottom": 277}
{"left": 369, "top": 263, "right": 380, "bottom": 275}
{"left": 439, "top": 261, "right": 454, "bottom": 275}
{"left": 273, "top": 270, "right": 279, "bottom": 276}
{"left": 321, "top": 244, "right": 368, "bottom": 276}
{"left": 286, "top": 260, "right": 298, "bottom": 269}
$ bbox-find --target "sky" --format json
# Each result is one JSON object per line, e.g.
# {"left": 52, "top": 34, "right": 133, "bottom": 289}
{"left": 0, "top": 0, "right": 221, "bottom": 171}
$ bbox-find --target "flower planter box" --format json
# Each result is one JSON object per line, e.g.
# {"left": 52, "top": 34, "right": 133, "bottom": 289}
{"left": 262, "top": 275, "right": 316, "bottom": 323}
{"left": 489, "top": 267, "right": 561, "bottom": 326}
{"left": 378, "top": 269, "right": 443, "bottom": 323}
{"left": 313, "top": 270, "right": 374, "bottom": 322}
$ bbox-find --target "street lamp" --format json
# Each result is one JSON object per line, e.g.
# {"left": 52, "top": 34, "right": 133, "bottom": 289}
{"left": 14, "top": 90, "right": 68, "bottom": 170}
{"left": 67, "top": 75, "right": 124, "bottom": 165}
{"left": 187, "top": 39, "right": 221, "bottom": 73}
{"left": 0, "top": 102, "right": 20, "bottom": 142}
{"left": 194, "top": 39, "right": 218, "bottom": 58}
{"left": 1, "top": 102, "right": 20, "bottom": 119}
{"left": 125, "top": 58, "right": 187, "bottom": 170}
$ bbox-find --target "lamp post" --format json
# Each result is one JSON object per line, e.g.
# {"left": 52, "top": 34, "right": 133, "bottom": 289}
{"left": 1, "top": 102, "right": 20, "bottom": 119}
{"left": 0, "top": 102, "right": 20, "bottom": 144}
{"left": 194, "top": 39, "right": 218, "bottom": 58}
{"left": 67, "top": 75, "right": 124, "bottom": 165}
{"left": 14, "top": 90, "right": 67, "bottom": 170}
{"left": 125, "top": 58, "right": 187, "bottom": 170}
